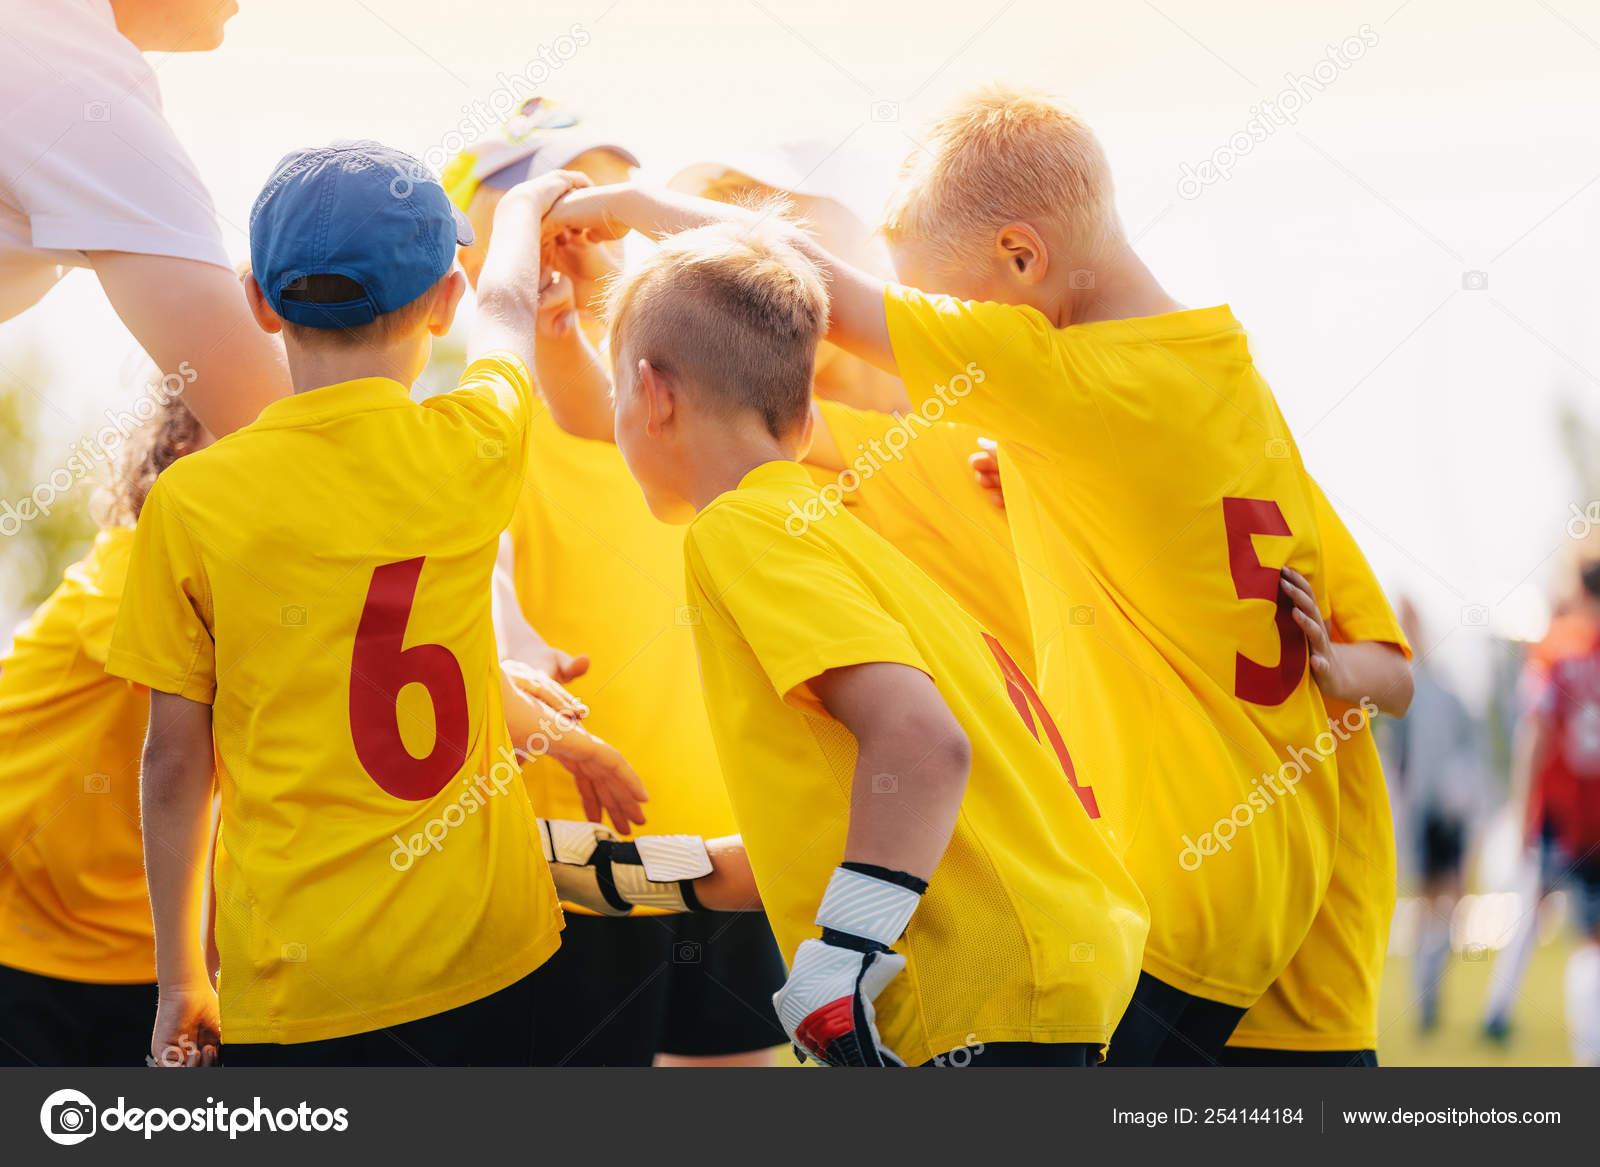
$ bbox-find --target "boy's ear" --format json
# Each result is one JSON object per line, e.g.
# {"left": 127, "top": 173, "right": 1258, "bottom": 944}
{"left": 242, "top": 274, "right": 284, "bottom": 335}
{"left": 638, "top": 358, "right": 675, "bottom": 436}
{"left": 996, "top": 221, "right": 1049, "bottom": 287}
{"left": 430, "top": 270, "right": 468, "bottom": 337}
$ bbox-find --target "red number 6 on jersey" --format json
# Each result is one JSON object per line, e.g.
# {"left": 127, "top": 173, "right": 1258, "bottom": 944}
{"left": 349, "top": 557, "right": 470, "bottom": 801}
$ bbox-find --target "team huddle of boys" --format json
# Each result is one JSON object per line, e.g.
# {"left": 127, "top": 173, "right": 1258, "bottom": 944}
{"left": 0, "top": 85, "right": 1418, "bottom": 1069}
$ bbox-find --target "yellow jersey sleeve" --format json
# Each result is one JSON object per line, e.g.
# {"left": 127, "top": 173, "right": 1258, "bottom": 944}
{"left": 105, "top": 478, "right": 216, "bottom": 704}
{"left": 426, "top": 351, "right": 536, "bottom": 515}
{"left": 684, "top": 495, "right": 930, "bottom": 713}
{"left": 882, "top": 283, "right": 1075, "bottom": 442}
{"left": 1308, "top": 477, "right": 1409, "bottom": 657}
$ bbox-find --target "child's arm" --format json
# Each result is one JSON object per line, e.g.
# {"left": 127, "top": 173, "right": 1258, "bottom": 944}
{"left": 544, "top": 184, "right": 896, "bottom": 374}
{"left": 528, "top": 251, "right": 618, "bottom": 442}
{"left": 771, "top": 660, "right": 971, "bottom": 1066}
{"left": 501, "top": 662, "right": 648, "bottom": 831}
{"left": 141, "top": 690, "right": 221, "bottom": 1067}
{"left": 539, "top": 820, "right": 761, "bottom": 913}
{"left": 1280, "top": 566, "right": 1413, "bottom": 717}
{"left": 469, "top": 171, "right": 589, "bottom": 366}
{"left": 813, "top": 661, "right": 971, "bottom": 877}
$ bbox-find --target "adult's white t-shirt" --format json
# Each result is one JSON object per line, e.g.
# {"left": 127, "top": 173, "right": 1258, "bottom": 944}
{"left": 0, "top": 0, "right": 229, "bottom": 322}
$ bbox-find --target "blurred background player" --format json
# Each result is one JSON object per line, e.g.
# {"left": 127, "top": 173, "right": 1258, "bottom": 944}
{"left": 1490, "top": 561, "right": 1600, "bottom": 1063}
{"left": 1387, "top": 598, "right": 1491, "bottom": 1033}
{"left": 444, "top": 100, "right": 788, "bottom": 1068}
{"left": 1, "top": 0, "right": 286, "bottom": 436}
{"left": 0, "top": 394, "right": 206, "bottom": 1066}
{"left": 1479, "top": 563, "right": 1600, "bottom": 1045}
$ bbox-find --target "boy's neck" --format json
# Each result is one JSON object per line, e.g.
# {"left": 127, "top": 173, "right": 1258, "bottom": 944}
{"left": 284, "top": 344, "right": 421, "bottom": 395}
{"left": 684, "top": 423, "right": 794, "bottom": 512}
{"left": 1056, "top": 241, "right": 1184, "bottom": 328}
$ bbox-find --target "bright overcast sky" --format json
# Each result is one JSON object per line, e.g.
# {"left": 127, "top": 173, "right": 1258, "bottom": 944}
{"left": 4, "top": 0, "right": 1598, "bottom": 695}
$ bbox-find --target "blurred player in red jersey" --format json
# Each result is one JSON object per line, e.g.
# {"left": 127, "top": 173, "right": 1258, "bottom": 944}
{"left": 1482, "top": 563, "right": 1600, "bottom": 1045}
{"left": 1513, "top": 562, "right": 1600, "bottom": 1063}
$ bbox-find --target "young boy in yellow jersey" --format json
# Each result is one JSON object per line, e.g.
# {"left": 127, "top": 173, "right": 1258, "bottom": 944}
{"left": 105, "top": 144, "right": 609, "bottom": 1067}
{"left": 1225, "top": 486, "right": 1412, "bottom": 1066}
{"left": 584, "top": 215, "right": 1148, "bottom": 1067}
{"left": 443, "top": 100, "right": 788, "bottom": 1067}
{"left": 544, "top": 84, "right": 1368, "bottom": 1063}
{"left": 0, "top": 397, "right": 207, "bottom": 1066}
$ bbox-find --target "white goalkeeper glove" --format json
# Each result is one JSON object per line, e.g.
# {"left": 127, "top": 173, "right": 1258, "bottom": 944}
{"left": 538, "top": 818, "right": 713, "bottom": 916}
{"left": 772, "top": 863, "right": 925, "bottom": 1067}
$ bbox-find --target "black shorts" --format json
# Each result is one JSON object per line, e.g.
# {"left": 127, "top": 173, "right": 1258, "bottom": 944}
{"left": 1418, "top": 812, "right": 1466, "bottom": 880}
{"left": 1104, "top": 972, "right": 1247, "bottom": 1066}
{"left": 921, "top": 1041, "right": 1099, "bottom": 1067}
{"left": 529, "top": 911, "right": 788, "bottom": 1066}
{"left": 0, "top": 962, "right": 155, "bottom": 1067}
{"left": 224, "top": 964, "right": 539, "bottom": 1067}
{"left": 1219, "top": 1046, "right": 1378, "bottom": 1068}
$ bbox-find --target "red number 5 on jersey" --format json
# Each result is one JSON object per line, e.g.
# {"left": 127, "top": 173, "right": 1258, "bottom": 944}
{"left": 1222, "top": 497, "right": 1307, "bottom": 707}
{"left": 349, "top": 557, "right": 470, "bottom": 801}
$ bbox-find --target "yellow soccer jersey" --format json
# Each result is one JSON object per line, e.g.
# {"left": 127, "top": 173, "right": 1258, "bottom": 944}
{"left": 506, "top": 400, "right": 734, "bottom": 840}
{"left": 809, "top": 399, "right": 1035, "bottom": 681}
{"left": 1229, "top": 479, "right": 1410, "bottom": 1051}
{"left": 684, "top": 460, "right": 1149, "bottom": 1067}
{"left": 885, "top": 287, "right": 1336, "bottom": 1007}
{"left": 106, "top": 354, "right": 562, "bottom": 1045}
{"left": 0, "top": 528, "right": 154, "bottom": 983}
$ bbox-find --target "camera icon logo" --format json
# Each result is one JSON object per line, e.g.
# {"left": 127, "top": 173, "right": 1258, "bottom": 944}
{"left": 1264, "top": 437, "right": 1290, "bottom": 460}
{"left": 674, "top": 605, "right": 701, "bottom": 626}
{"left": 1461, "top": 270, "right": 1489, "bottom": 291}
{"left": 1463, "top": 942, "right": 1489, "bottom": 962}
{"left": 871, "top": 773, "right": 899, "bottom": 794}
{"left": 82, "top": 100, "right": 111, "bottom": 123}
{"left": 673, "top": 940, "right": 702, "bottom": 964}
{"left": 84, "top": 773, "right": 111, "bottom": 795}
{"left": 1070, "top": 942, "right": 1096, "bottom": 963}
{"left": 281, "top": 604, "right": 308, "bottom": 627}
{"left": 870, "top": 99, "right": 900, "bottom": 122}
{"left": 1460, "top": 604, "right": 1490, "bottom": 628}
{"left": 478, "top": 438, "right": 504, "bottom": 459}
{"left": 281, "top": 941, "right": 308, "bottom": 962}
{"left": 1069, "top": 604, "right": 1095, "bottom": 626}
{"left": 1068, "top": 269, "right": 1096, "bottom": 290}
{"left": 40, "top": 1088, "right": 97, "bottom": 1145}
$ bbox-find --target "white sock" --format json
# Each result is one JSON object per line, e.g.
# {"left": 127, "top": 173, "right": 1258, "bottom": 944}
{"left": 1564, "top": 942, "right": 1600, "bottom": 1066}
{"left": 1484, "top": 858, "right": 1543, "bottom": 1024}
{"left": 1416, "top": 904, "right": 1453, "bottom": 1015}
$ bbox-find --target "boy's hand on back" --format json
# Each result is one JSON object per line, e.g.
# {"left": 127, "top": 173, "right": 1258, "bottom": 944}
{"left": 970, "top": 438, "right": 1005, "bottom": 511}
{"left": 1280, "top": 565, "right": 1413, "bottom": 716}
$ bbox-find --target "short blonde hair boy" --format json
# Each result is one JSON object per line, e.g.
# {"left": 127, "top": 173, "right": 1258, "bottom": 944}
{"left": 606, "top": 218, "right": 828, "bottom": 439}
{"left": 882, "top": 84, "right": 1118, "bottom": 272}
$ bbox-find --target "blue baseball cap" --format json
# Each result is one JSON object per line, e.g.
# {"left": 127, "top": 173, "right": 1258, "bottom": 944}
{"left": 250, "top": 141, "right": 474, "bottom": 329}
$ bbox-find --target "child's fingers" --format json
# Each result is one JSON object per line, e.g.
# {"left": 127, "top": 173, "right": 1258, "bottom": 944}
{"left": 576, "top": 775, "right": 602, "bottom": 825}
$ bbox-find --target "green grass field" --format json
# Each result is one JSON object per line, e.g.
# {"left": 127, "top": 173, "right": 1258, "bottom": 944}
{"left": 1375, "top": 935, "right": 1574, "bottom": 1066}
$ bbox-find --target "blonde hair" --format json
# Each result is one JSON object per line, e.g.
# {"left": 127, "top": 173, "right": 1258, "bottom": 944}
{"left": 605, "top": 217, "right": 828, "bottom": 439}
{"left": 92, "top": 392, "right": 204, "bottom": 528}
{"left": 882, "top": 84, "right": 1118, "bottom": 272}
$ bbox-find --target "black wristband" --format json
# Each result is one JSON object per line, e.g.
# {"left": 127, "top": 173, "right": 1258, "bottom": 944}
{"left": 840, "top": 861, "right": 928, "bottom": 896}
